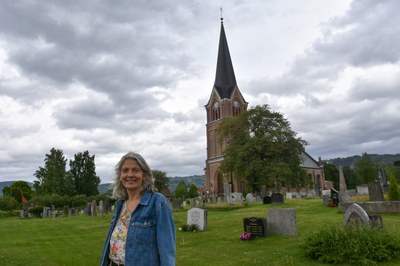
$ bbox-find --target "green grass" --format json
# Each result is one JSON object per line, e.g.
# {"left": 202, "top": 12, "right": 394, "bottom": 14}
{"left": 0, "top": 199, "right": 399, "bottom": 265}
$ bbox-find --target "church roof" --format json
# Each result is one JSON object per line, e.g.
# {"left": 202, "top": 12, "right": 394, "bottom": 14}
{"left": 214, "top": 19, "right": 237, "bottom": 99}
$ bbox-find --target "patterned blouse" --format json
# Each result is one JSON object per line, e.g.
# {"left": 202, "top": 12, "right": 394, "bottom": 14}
{"left": 109, "top": 201, "right": 131, "bottom": 264}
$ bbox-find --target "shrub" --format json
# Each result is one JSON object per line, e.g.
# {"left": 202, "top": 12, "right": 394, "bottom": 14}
{"left": 28, "top": 206, "right": 44, "bottom": 217}
{"left": 302, "top": 224, "right": 400, "bottom": 265}
{"left": 0, "top": 196, "right": 19, "bottom": 211}
{"left": 179, "top": 224, "right": 199, "bottom": 232}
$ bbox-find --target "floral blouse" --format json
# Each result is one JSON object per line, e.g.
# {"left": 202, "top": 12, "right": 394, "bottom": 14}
{"left": 109, "top": 201, "right": 131, "bottom": 264}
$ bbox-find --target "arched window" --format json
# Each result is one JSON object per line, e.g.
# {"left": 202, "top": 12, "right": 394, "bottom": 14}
{"left": 212, "top": 101, "right": 220, "bottom": 121}
{"left": 232, "top": 100, "right": 241, "bottom": 116}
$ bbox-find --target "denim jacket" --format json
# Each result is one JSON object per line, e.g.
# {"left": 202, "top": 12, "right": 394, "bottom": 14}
{"left": 100, "top": 191, "right": 176, "bottom": 266}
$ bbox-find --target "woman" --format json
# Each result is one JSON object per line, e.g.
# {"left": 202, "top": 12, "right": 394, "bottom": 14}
{"left": 100, "top": 152, "right": 176, "bottom": 266}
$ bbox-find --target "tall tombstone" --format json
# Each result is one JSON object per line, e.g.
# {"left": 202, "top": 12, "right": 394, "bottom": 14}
{"left": 271, "top": 192, "right": 284, "bottom": 204}
{"left": 339, "top": 166, "right": 347, "bottom": 192}
{"left": 99, "top": 200, "right": 104, "bottom": 216}
{"left": 187, "top": 208, "right": 207, "bottom": 231}
{"left": 91, "top": 200, "right": 97, "bottom": 216}
{"left": 104, "top": 197, "right": 110, "bottom": 214}
{"left": 266, "top": 208, "right": 298, "bottom": 236}
{"left": 368, "top": 180, "right": 384, "bottom": 201}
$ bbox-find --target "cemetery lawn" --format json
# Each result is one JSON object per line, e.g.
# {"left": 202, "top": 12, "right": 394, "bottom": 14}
{"left": 0, "top": 198, "right": 399, "bottom": 265}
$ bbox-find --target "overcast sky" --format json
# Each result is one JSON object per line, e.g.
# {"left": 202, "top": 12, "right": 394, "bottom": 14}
{"left": 1, "top": 0, "right": 399, "bottom": 184}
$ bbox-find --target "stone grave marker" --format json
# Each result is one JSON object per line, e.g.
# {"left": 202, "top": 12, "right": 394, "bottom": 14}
{"left": 267, "top": 208, "right": 298, "bottom": 236}
{"left": 243, "top": 217, "right": 266, "bottom": 237}
{"left": 172, "top": 198, "right": 182, "bottom": 210}
{"left": 286, "top": 192, "right": 292, "bottom": 199}
{"left": 343, "top": 203, "right": 370, "bottom": 226}
{"left": 368, "top": 181, "right": 384, "bottom": 201}
{"left": 187, "top": 208, "right": 207, "bottom": 231}
{"left": 99, "top": 200, "right": 104, "bottom": 216}
{"left": 263, "top": 196, "right": 272, "bottom": 204}
{"left": 245, "top": 193, "right": 254, "bottom": 203}
{"left": 271, "top": 192, "right": 284, "bottom": 204}
{"left": 91, "top": 200, "right": 97, "bottom": 216}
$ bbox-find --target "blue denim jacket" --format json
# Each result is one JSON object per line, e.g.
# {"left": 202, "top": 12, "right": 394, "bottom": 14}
{"left": 100, "top": 191, "right": 176, "bottom": 266}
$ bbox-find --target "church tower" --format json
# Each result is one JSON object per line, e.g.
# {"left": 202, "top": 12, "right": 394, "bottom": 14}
{"left": 204, "top": 18, "right": 248, "bottom": 196}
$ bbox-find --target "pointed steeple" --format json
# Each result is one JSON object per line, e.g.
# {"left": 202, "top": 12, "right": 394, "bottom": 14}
{"left": 214, "top": 18, "right": 237, "bottom": 99}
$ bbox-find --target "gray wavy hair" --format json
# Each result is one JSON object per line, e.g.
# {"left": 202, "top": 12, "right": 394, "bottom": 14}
{"left": 112, "top": 152, "right": 157, "bottom": 199}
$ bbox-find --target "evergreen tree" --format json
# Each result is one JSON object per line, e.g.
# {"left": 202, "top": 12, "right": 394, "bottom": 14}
{"left": 69, "top": 150, "right": 100, "bottom": 196}
{"left": 323, "top": 163, "right": 339, "bottom": 190}
{"left": 34, "top": 148, "right": 71, "bottom": 195}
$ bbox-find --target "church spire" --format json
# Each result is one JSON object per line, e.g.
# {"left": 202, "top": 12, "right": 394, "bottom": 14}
{"left": 214, "top": 17, "right": 237, "bottom": 99}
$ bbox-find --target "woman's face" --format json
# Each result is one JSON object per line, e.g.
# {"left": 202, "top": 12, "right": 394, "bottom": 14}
{"left": 120, "top": 158, "right": 144, "bottom": 192}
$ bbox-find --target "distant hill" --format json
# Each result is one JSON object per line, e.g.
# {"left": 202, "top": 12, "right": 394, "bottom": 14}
{"left": 168, "top": 175, "right": 205, "bottom": 193}
{"left": 325, "top": 154, "right": 400, "bottom": 168}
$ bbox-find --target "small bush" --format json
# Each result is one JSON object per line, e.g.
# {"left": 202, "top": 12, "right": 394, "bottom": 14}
{"left": 302, "top": 224, "right": 400, "bottom": 265}
{"left": 179, "top": 224, "right": 199, "bottom": 232}
{"left": 28, "top": 206, "right": 44, "bottom": 217}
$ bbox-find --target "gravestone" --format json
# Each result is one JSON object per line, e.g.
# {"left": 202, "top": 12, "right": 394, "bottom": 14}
{"left": 187, "top": 208, "right": 207, "bottom": 231}
{"left": 322, "top": 195, "right": 330, "bottom": 205}
{"left": 286, "top": 192, "right": 292, "bottom": 199}
{"left": 368, "top": 181, "right": 384, "bottom": 201}
{"left": 91, "top": 200, "right": 97, "bottom": 216}
{"left": 85, "top": 202, "right": 91, "bottom": 215}
{"left": 190, "top": 198, "right": 195, "bottom": 208}
{"left": 339, "top": 191, "right": 352, "bottom": 203}
{"left": 356, "top": 185, "right": 369, "bottom": 195}
{"left": 245, "top": 193, "right": 254, "bottom": 203}
{"left": 267, "top": 208, "right": 298, "bottom": 236}
{"left": 99, "top": 200, "right": 104, "bottom": 216}
{"left": 339, "top": 166, "right": 347, "bottom": 192}
{"left": 243, "top": 217, "right": 266, "bottom": 237}
{"left": 263, "top": 196, "right": 272, "bottom": 204}
{"left": 343, "top": 203, "right": 370, "bottom": 226}
{"left": 172, "top": 198, "right": 182, "bottom": 210}
{"left": 271, "top": 192, "right": 284, "bottom": 204}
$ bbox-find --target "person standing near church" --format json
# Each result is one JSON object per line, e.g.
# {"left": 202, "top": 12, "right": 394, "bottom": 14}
{"left": 100, "top": 152, "right": 176, "bottom": 266}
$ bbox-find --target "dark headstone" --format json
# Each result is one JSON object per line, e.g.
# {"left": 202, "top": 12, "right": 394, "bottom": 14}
{"left": 368, "top": 181, "right": 384, "bottom": 201}
{"left": 243, "top": 217, "right": 266, "bottom": 237}
{"left": 263, "top": 196, "right": 272, "bottom": 204}
{"left": 271, "top": 193, "right": 284, "bottom": 204}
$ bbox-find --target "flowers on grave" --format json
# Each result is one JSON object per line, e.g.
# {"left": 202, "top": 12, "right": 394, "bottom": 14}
{"left": 327, "top": 203, "right": 337, "bottom": 207}
{"left": 240, "top": 232, "right": 253, "bottom": 240}
{"left": 179, "top": 224, "right": 199, "bottom": 232}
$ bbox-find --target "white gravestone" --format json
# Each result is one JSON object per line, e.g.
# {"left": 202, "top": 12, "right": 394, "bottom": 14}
{"left": 187, "top": 208, "right": 208, "bottom": 231}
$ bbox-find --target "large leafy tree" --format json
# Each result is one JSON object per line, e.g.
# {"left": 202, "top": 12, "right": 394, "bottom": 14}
{"left": 152, "top": 170, "right": 169, "bottom": 192}
{"left": 34, "top": 148, "right": 73, "bottom": 195}
{"left": 217, "top": 104, "right": 308, "bottom": 192}
{"left": 69, "top": 150, "right": 100, "bottom": 196}
{"left": 2, "top": 181, "right": 33, "bottom": 204}
{"left": 354, "top": 153, "right": 378, "bottom": 184}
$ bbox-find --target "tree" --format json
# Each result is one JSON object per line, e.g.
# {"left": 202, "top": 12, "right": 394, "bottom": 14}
{"left": 387, "top": 168, "right": 400, "bottom": 201}
{"left": 34, "top": 148, "right": 72, "bottom": 195}
{"left": 0, "top": 196, "right": 19, "bottom": 211}
{"left": 323, "top": 163, "right": 339, "bottom": 190}
{"left": 354, "top": 153, "right": 378, "bottom": 184}
{"left": 187, "top": 183, "right": 198, "bottom": 198}
{"left": 174, "top": 180, "right": 188, "bottom": 199}
{"left": 69, "top": 150, "right": 100, "bottom": 196}
{"left": 152, "top": 170, "right": 169, "bottom": 192}
{"left": 2, "top": 181, "right": 33, "bottom": 204}
{"left": 217, "top": 104, "right": 308, "bottom": 192}
{"left": 342, "top": 166, "right": 361, "bottom": 189}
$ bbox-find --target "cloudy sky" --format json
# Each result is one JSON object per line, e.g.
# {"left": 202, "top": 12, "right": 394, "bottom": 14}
{"left": 1, "top": 0, "right": 399, "bottom": 184}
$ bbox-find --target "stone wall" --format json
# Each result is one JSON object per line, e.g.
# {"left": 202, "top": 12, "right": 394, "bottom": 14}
{"left": 339, "top": 201, "right": 400, "bottom": 214}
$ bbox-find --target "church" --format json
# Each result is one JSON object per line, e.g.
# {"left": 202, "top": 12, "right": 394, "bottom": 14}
{"left": 204, "top": 18, "right": 325, "bottom": 197}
